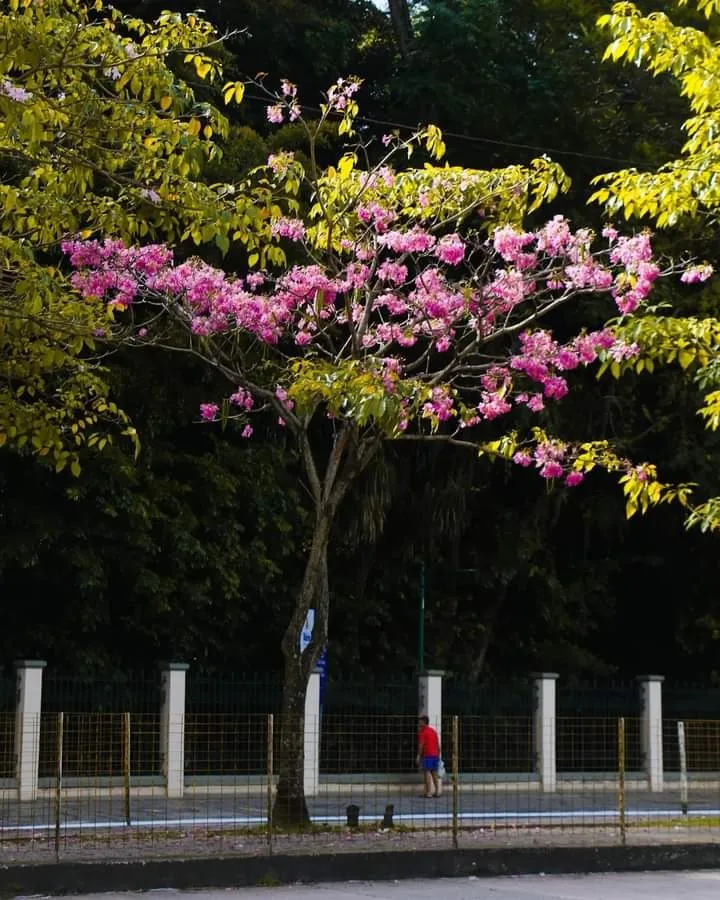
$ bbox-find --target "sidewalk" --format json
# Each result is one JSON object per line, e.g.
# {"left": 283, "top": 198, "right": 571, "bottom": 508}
{"left": 2, "top": 783, "right": 719, "bottom": 832}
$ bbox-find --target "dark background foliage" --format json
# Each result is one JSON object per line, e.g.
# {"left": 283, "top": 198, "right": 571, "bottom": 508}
{"left": 3, "top": 0, "right": 720, "bottom": 682}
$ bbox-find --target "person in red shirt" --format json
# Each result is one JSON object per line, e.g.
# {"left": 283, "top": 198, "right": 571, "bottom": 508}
{"left": 416, "top": 715, "right": 442, "bottom": 797}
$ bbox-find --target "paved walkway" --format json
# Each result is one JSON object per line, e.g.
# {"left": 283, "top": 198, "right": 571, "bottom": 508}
{"left": 43, "top": 872, "right": 720, "bottom": 899}
{"left": 3, "top": 786, "right": 720, "bottom": 833}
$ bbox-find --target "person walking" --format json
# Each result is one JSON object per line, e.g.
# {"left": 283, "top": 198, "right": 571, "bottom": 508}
{"left": 416, "top": 715, "right": 442, "bottom": 797}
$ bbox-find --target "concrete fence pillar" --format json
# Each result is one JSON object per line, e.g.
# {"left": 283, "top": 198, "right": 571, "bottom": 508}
{"left": 638, "top": 674, "right": 664, "bottom": 791}
{"left": 532, "top": 672, "right": 558, "bottom": 793}
{"left": 304, "top": 669, "right": 321, "bottom": 797}
{"left": 14, "top": 660, "right": 46, "bottom": 801}
{"left": 160, "top": 662, "right": 188, "bottom": 799}
{"left": 418, "top": 670, "right": 444, "bottom": 747}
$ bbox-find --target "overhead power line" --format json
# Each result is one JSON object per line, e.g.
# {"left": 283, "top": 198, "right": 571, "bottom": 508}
{"left": 240, "top": 91, "right": 720, "bottom": 178}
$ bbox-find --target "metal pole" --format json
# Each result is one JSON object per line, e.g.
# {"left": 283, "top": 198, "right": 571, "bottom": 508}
{"left": 418, "top": 561, "right": 426, "bottom": 672}
{"left": 618, "top": 717, "right": 626, "bottom": 846}
{"left": 677, "top": 720, "right": 688, "bottom": 816}
{"left": 123, "top": 712, "right": 131, "bottom": 827}
{"left": 452, "top": 715, "right": 459, "bottom": 849}
{"left": 267, "top": 713, "right": 274, "bottom": 856}
{"left": 55, "top": 712, "right": 63, "bottom": 862}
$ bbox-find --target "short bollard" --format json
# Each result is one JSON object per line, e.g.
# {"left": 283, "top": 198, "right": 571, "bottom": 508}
{"left": 346, "top": 804, "right": 360, "bottom": 827}
{"left": 381, "top": 804, "right": 395, "bottom": 829}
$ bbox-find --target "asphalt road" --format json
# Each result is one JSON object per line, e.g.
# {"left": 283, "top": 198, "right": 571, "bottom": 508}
{"left": 30, "top": 872, "right": 720, "bottom": 899}
{"left": 3, "top": 786, "right": 720, "bottom": 832}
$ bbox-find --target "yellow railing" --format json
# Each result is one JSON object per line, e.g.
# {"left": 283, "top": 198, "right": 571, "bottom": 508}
{"left": 1, "top": 713, "right": 719, "bottom": 863}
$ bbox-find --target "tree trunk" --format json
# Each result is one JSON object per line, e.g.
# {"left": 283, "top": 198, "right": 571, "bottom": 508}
{"left": 272, "top": 659, "right": 311, "bottom": 826}
{"left": 388, "top": 0, "right": 414, "bottom": 60}
{"left": 271, "top": 426, "right": 379, "bottom": 826}
{"left": 272, "top": 506, "right": 331, "bottom": 827}
{"left": 469, "top": 590, "right": 506, "bottom": 683}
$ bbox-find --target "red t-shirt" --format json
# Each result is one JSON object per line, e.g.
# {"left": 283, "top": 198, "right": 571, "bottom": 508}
{"left": 418, "top": 724, "right": 440, "bottom": 757}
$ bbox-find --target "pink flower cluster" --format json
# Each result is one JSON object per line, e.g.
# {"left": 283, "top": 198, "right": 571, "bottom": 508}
{"left": 435, "top": 234, "right": 465, "bottom": 266}
{"left": 536, "top": 216, "right": 574, "bottom": 256}
{"left": 267, "top": 79, "right": 301, "bottom": 124}
{"left": 62, "top": 217, "right": 660, "bottom": 367}
{"left": 378, "top": 228, "right": 437, "bottom": 254}
{"left": 0, "top": 78, "right": 32, "bottom": 102}
{"left": 422, "top": 386, "right": 455, "bottom": 423}
{"left": 681, "top": 263, "right": 714, "bottom": 284}
{"left": 512, "top": 441, "right": 583, "bottom": 486}
{"left": 510, "top": 329, "right": 616, "bottom": 394}
{"left": 357, "top": 202, "right": 396, "bottom": 234}
{"left": 267, "top": 151, "right": 296, "bottom": 175}
{"left": 140, "top": 189, "right": 161, "bottom": 204}
{"left": 488, "top": 221, "right": 664, "bottom": 319}
{"left": 272, "top": 218, "right": 306, "bottom": 241}
{"left": 63, "top": 206, "right": 693, "bottom": 483}
{"left": 469, "top": 327, "right": 635, "bottom": 425}
{"left": 230, "top": 388, "right": 254, "bottom": 410}
{"left": 325, "top": 76, "right": 362, "bottom": 113}
{"left": 200, "top": 403, "right": 219, "bottom": 422}
{"left": 381, "top": 358, "right": 403, "bottom": 394}
{"left": 62, "top": 239, "right": 173, "bottom": 306}
{"left": 493, "top": 225, "right": 535, "bottom": 262}
{"left": 377, "top": 261, "right": 408, "bottom": 285}
{"left": 607, "top": 233, "right": 660, "bottom": 314}
{"left": 484, "top": 268, "right": 536, "bottom": 317}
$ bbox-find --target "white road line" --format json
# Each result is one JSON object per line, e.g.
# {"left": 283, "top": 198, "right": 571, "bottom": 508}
{"left": 2, "top": 807, "right": 720, "bottom": 833}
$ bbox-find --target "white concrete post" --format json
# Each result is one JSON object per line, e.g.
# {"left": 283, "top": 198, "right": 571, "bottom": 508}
{"left": 14, "top": 660, "right": 46, "bottom": 801}
{"left": 303, "top": 669, "right": 321, "bottom": 797}
{"left": 160, "top": 663, "right": 188, "bottom": 799}
{"left": 638, "top": 675, "right": 664, "bottom": 792}
{"left": 532, "top": 673, "right": 558, "bottom": 793}
{"left": 418, "top": 670, "right": 444, "bottom": 747}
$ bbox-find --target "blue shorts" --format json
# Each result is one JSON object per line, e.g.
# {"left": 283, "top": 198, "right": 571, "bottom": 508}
{"left": 422, "top": 755, "right": 439, "bottom": 772}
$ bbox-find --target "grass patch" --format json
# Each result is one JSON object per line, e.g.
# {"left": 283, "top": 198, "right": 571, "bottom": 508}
{"left": 631, "top": 815, "right": 720, "bottom": 829}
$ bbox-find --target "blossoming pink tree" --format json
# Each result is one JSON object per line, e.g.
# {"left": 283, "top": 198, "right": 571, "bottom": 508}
{"left": 62, "top": 79, "right": 706, "bottom": 823}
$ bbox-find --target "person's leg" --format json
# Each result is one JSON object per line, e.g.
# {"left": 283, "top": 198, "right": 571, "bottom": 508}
{"left": 423, "top": 766, "right": 434, "bottom": 797}
{"left": 432, "top": 768, "right": 442, "bottom": 797}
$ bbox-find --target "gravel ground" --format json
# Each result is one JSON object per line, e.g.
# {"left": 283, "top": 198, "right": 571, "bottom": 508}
{"left": 2, "top": 824, "right": 719, "bottom": 864}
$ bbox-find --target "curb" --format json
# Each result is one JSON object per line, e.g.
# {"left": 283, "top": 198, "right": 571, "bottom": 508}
{"left": 2, "top": 844, "right": 720, "bottom": 896}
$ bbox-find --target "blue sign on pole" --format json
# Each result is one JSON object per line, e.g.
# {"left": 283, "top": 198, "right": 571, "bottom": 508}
{"left": 300, "top": 609, "right": 328, "bottom": 706}
{"left": 300, "top": 609, "right": 315, "bottom": 654}
{"left": 316, "top": 647, "right": 328, "bottom": 706}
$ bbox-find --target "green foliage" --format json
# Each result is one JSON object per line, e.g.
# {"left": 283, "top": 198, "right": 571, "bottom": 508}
{"left": 599, "top": 315, "right": 720, "bottom": 381}
{"left": 0, "top": 351, "right": 308, "bottom": 670}
{"left": 384, "top": 0, "right": 684, "bottom": 196}
{"left": 591, "top": 1, "right": 720, "bottom": 531}
{"left": 266, "top": 120, "right": 341, "bottom": 175}
{"left": 214, "top": 0, "right": 395, "bottom": 110}
{"left": 7, "top": 0, "right": 720, "bottom": 686}
{"left": 592, "top": 1, "right": 720, "bottom": 226}
{"left": 308, "top": 152, "right": 571, "bottom": 253}
{"left": 203, "top": 125, "right": 269, "bottom": 182}
{"left": 0, "top": 0, "right": 295, "bottom": 469}
{"left": 289, "top": 358, "right": 419, "bottom": 434}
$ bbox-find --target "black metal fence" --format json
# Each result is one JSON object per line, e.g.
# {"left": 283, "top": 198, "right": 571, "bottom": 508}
{"left": 186, "top": 672, "right": 283, "bottom": 714}
{"left": 664, "top": 682, "right": 720, "bottom": 719}
{"left": 5, "top": 711, "right": 719, "bottom": 867}
{"left": 41, "top": 673, "right": 161, "bottom": 714}
{"left": 5, "top": 670, "right": 720, "bottom": 776}
{"left": 444, "top": 677, "right": 532, "bottom": 716}
{"left": 0, "top": 675, "right": 14, "bottom": 713}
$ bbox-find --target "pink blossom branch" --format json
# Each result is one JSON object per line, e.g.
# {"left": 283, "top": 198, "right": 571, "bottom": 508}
{"left": 60, "top": 164, "right": 711, "bottom": 485}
